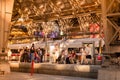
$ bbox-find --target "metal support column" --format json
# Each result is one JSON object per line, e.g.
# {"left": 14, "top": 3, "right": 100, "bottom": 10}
{"left": 101, "top": 0, "right": 120, "bottom": 53}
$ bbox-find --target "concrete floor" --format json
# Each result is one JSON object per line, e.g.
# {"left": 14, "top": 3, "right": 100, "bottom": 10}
{"left": 0, "top": 72, "right": 96, "bottom": 80}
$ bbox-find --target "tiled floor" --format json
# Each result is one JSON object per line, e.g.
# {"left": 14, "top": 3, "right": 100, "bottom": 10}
{"left": 0, "top": 72, "right": 96, "bottom": 80}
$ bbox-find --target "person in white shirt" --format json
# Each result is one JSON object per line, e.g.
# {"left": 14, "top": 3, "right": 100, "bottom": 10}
{"left": 7, "top": 49, "right": 12, "bottom": 61}
{"left": 85, "top": 44, "right": 93, "bottom": 64}
{"left": 80, "top": 47, "right": 87, "bottom": 64}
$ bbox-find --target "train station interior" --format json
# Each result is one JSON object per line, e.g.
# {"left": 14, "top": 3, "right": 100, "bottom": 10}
{"left": 0, "top": 0, "right": 120, "bottom": 80}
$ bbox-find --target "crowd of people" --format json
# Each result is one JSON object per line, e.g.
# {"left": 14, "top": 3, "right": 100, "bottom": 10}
{"left": 53, "top": 44, "right": 97, "bottom": 65}
{"left": 19, "top": 44, "right": 45, "bottom": 63}
{"left": 56, "top": 44, "right": 94, "bottom": 65}
{"left": 8, "top": 43, "right": 99, "bottom": 65}
{"left": 80, "top": 44, "right": 93, "bottom": 64}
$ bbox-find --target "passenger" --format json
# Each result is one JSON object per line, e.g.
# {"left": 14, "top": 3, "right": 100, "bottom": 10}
{"left": 20, "top": 49, "right": 24, "bottom": 62}
{"left": 34, "top": 49, "right": 40, "bottom": 63}
{"left": 65, "top": 51, "right": 70, "bottom": 64}
{"left": 23, "top": 47, "right": 29, "bottom": 62}
{"left": 30, "top": 44, "right": 35, "bottom": 62}
{"left": 64, "top": 49, "right": 68, "bottom": 64}
{"left": 71, "top": 50, "right": 76, "bottom": 64}
{"left": 37, "top": 48, "right": 43, "bottom": 62}
{"left": 56, "top": 54, "right": 62, "bottom": 64}
{"left": 80, "top": 47, "right": 87, "bottom": 64}
{"left": 56, "top": 50, "right": 66, "bottom": 64}
{"left": 54, "top": 44, "right": 59, "bottom": 63}
{"left": 7, "top": 48, "right": 12, "bottom": 61}
{"left": 85, "top": 44, "right": 93, "bottom": 64}
{"left": 52, "top": 51, "right": 56, "bottom": 63}
{"left": 66, "top": 54, "right": 71, "bottom": 64}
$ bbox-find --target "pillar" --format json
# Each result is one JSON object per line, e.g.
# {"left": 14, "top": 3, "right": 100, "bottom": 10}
{"left": 0, "top": 0, "right": 14, "bottom": 53}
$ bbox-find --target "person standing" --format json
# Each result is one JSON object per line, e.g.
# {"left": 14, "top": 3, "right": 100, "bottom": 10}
{"left": 23, "top": 47, "right": 29, "bottom": 62}
{"left": 30, "top": 44, "right": 35, "bottom": 62}
{"left": 85, "top": 44, "right": 93, "bottom": 64}
{"left": 38, "top": 48, "right": 43, "bottom": 62}
{"left": 19, "top": 49, "right": 24, "bottom": 62}
{"left": 70, "top": 50, "right": 76, "bottom": 64}
{"left": 80, "top": 47, "right": 87, "bottom": 64}
{"left": 7, "top": 48, "right": 12, "bottom": 61}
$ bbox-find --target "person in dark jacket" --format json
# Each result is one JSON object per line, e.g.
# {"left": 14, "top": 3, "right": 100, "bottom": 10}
{"left": 30, "top": 44, "right": 35, "bottom": 62}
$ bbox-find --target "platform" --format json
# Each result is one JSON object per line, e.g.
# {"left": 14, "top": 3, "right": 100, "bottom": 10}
{"left": 0, "top": 72, "right": 96, "bottom": 80}
{"left": 10, "top": 62, "right": 101, "bottom": 79}
{"left": 0, "top": 53, "right": 10, "bottom": 75}
{"left": 98, "top": 68, "right": 120, "bottom": 80}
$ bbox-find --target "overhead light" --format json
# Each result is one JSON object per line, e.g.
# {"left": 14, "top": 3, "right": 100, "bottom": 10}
{"left": 18, "top": 14, "right": 24, "bottom": 22}
{"left": 60, "top": 4, "right": 65, "bottom": 9}
{"left": 60, "top": 30, "right": 64, "bottom": 35}
{"left": 18, "top": 17, "right": 24, "bottom": 22}
{"left": 56, "top": 1, "right": 64, "bottom": 9}
{"left": 39, "top": 5, "right": 44, "bottom": 9}
{"left": 56, "top": 1, "right": 62, "bottom": 6}
{"left": 80, "top": 0, "right": 86, "bottom": 5}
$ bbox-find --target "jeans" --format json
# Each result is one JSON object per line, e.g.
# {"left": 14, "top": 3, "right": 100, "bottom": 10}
{"left": 30, "top": 53, "right": 34, "bottom": 61}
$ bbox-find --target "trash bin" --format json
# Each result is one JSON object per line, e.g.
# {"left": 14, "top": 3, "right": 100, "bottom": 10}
{"left": 95, "top": 54, "right": 102, "bottom": 65}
